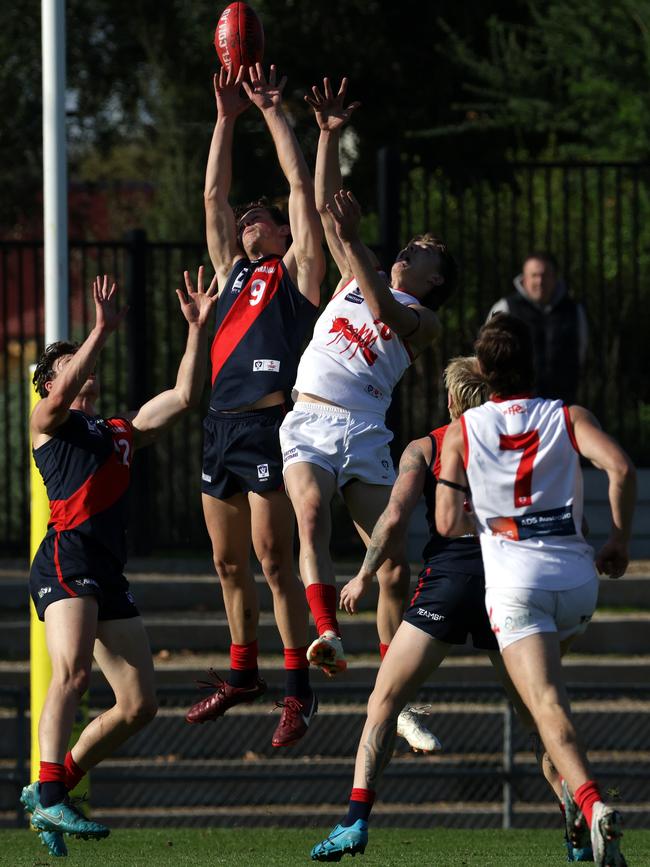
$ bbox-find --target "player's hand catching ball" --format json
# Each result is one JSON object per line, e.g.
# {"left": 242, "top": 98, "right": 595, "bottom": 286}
{"left": 242, "top": 63, "right": 286, "bottom": 111}
{"left": 177, "top": 266, "right": 219, "bottom": 328}
{"left": 214, "top": 65, "right": 251, "bottom": 120}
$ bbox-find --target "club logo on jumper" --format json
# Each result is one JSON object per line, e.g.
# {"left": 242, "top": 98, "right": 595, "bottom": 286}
{"left": 328, "top": 317, "right": 379, "bottom": 365}
{"left": 365, "top": 384, "right": 383, "bottom": 399}
{"left": 257, "top": 463, "right": 270, "bottom": 480}
{"left": 231, "top": 270, "right": 248, "bottom": 294}
{"left": 85, "top": 417, "right": 102, "bottom": 436}
{"left": 38, "top": 586, "right": 52, "bottom": 599}
{"left": 381, "top": 459, "right": 391, "bottom": 471}
{"left": 253, "top": 359, "right": 280, "bottom": 373}
{"left": 283, "top": 447, "right": 298, "bottom": 461}
{"left": 417, "top": 608, "right": 445, "bottom": 621}
{"left": 501, "top": 403, "right": 527, "bottom": 416}
{"left": 344, "top": 287, "right": 364, "bottom": 305}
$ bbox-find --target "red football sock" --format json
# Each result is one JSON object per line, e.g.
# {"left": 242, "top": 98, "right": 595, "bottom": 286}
{"left": 574, "top": 780, "right": 602, "bottom": 828}
{"left": 305, "top": 583, "right": 339, "bottom": 636}
{"left": 64, "top": 751, "right": 86, "bottom": 791}
{"left": 230, "top": 640, "right": 259, "bottom": 670}
{"left": 379, "top": 643, "right": 390, "bottom": 660}
{"left": 39, "top": 761, "right": 67, "bottom": 784}
{"left": 284, "top": 646, "right": 309, "bottom": 670}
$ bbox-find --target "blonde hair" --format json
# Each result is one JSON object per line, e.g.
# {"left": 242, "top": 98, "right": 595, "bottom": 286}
{"left": 443, "top": 356, "right": 487, "bottom": 419}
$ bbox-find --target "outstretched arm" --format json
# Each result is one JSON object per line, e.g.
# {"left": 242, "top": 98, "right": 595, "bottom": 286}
{"left": 435, "top": 421, "right": 475, "bottom": 537}
{"left": 569, "top": 405, "right": 636, "bottom": 578}
{"left": 30, "top": 276, "right": 128, "bottom": 436}
{"left": 243, "top": 64, "right": 324, "bottom": 306}
{"left": 305, "top": 77, "right": 364, "bottom": 282}
{"left": 205, "top": 66, "right": 250, "bottom": 290}
{"left": 130, "top": 267, "right": 218, "bottom": 447}
{"left": 340, "top": 438, "right": 431, "bottom": 614}
{"left": 327, "top": 190, "right": 440, "bottom": 351}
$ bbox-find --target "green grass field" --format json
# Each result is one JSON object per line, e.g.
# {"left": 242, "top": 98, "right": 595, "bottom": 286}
{"left": 4, "top": 827, "right": 650, "bottom": 866}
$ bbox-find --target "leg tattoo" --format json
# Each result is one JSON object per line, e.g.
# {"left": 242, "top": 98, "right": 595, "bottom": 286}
{"left": 363, "top": 718, "right": 397, "bottom": 789}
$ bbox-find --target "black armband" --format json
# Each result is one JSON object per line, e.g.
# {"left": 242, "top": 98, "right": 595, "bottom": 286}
{"left": 437, "top": 477, "right": 470, "bottom": 494}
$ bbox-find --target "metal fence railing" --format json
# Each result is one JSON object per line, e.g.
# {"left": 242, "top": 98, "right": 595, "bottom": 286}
{"left": 1, "top": 684, "right": 649, "bottom": 829}
{"left": 2, "top": 161, "right": 649, "bottom": 554}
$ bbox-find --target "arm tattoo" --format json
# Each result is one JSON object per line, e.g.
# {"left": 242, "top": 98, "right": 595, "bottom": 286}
{"left": 361, "top": 516, "right": 391, "bottom": 575}
{"left": 363, "top": 718, "right": 397, "bottom": 789}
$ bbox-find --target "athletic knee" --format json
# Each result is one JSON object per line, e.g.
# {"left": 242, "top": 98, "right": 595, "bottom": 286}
{"left": 295, "top": 496, "right": 328, "bottom": 543}
{"left": 213, "top": 555, "right": 246, "bottom": 585}
{"left": 257, "top": 551, "right": 292, "bottom": 593}
{"left": 120, "top": 695, "right": 158, "bottom": 728}
{"left": 51, "top": 665, "right": 91, "bottom": 698}
{"left": 377, "top": 560, "right": 410, "bottom": 595}
{"left": 367, "top": 687, "right": 401, "bottom": 721}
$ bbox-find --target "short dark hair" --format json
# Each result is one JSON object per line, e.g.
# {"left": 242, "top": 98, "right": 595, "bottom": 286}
{"left": 475, "top": 313, "right": 535, "bottom": 397}
{"left": 234, "top": 196, "right": 291, "bottom": 252}
{"left": 411, "top": 234, "right": 458, "bottom": 310}
{"left": 522, "top": 250, "right": 558, "bottom": 273}
{"left": 32, "top": 341, "right": 79, "bottom": 398}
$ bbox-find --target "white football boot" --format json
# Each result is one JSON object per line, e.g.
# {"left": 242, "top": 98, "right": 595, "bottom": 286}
{"left": 397, "top": 705, "right": 442, "bottom": 752}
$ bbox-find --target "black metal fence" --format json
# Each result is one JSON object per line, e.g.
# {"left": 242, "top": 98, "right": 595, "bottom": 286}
{"left": 1, "top": 161, "right": 649, "bottom": 554}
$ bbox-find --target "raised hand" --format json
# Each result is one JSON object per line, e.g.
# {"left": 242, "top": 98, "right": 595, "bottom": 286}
{"left": 177, "top": 266, "right": 219, "bottom": 328}
{"left": 305, "top": 77, "right": 361, "bottom": 131}
{"left": 242, "top": 63, "right": 287, "bottom": 111}
{"left": 325, "top": 189, "right": 362, "bottom": 244}
{"left": 93, "top": 275, "right": 128, "bottom": 333}
{"left": 214, "top": 65, "right": 251, "bottom": 119}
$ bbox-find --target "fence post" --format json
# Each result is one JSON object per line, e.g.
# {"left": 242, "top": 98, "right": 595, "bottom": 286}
{"left": 124, "top": 229, "right": 151, "bottom": 555}
{"left": 378, "top": 146, "right": 404, "bottom": 457}
{"left": 502, "top": 700, "right": 514, "bottom": 830}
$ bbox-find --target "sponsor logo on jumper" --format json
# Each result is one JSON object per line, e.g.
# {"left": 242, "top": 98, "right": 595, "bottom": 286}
{"left": 345, "top": 289, "right": 365, "bottom": 304}
{"left": 501, "top": 403, "right": 526, "bottom": 415}
{"left": 201, "top": 471, "right": 212, "bottom": 483}
{"left": 365, "top": 384, "right": 383, "bottom": 399}
{"left": 257, "top": 463, "right": 270, "bottom": 480}
{"left": 255, "top": 265, "right": 277, "bottom": 275}
{"left": 381, "top": 459, "right": 391, "bottom": 471}
{"left": 253, "top": 359, "right": 280, "bottom": 373}
{"left": 283, "top": 447, "right": 298, "bottom": 461}
{"left": 417, "top": 608, "right": 445, "bottom": 621}
{"left": 487, "top": 505, "right": 575, "bottom": 541}
{"left": 126, "top": 592, "right": 135, "bottom": 605}
{"left": 38, "top": 586, "right": 52, "bottom": 599}
{"left": 111, "top": 425, "right": 127, "bottom": 433}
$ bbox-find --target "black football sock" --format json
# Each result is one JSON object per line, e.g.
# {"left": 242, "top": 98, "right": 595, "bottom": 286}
{"left": 40, "top": 781, "right": 68, "bottom": 808}
{"left": 284, "top": 668, "right": 311, "bottom": 699}
{"left": 228, "top": 667, "right": 258, "bottom": 689}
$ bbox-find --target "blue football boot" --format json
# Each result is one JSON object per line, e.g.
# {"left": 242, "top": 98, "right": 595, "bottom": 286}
{"left": 311, "top": 820, "right": 368, "bottom": 862}
{"left": 31, "top": 796, "right": 110, "bottom": 840}
{"left": 20, "top": 781, "right": 69, "bottom": 857}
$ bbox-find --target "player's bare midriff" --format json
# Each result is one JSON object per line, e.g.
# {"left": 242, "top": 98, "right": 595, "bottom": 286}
{"left": 295, "top": 392, "right": 345, "bottom": 409}
{"left": 220, "top": 389, "right": 286, "bottom": 413}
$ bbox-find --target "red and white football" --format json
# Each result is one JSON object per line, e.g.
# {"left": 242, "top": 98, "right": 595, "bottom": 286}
{"left": 214, "top": 2, "right": 264, "bottom": 77}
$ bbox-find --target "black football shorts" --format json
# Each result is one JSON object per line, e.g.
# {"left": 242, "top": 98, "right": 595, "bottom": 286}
{"left": 201, "top": 405, "right": 286, "bottom": 501}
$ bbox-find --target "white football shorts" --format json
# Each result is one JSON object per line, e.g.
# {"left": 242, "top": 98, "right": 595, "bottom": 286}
{"left": 485, "top": 574, "right": 599, "bottom": 651}
{"left": 279, "top": 401, "right": 396, "bottom": 488}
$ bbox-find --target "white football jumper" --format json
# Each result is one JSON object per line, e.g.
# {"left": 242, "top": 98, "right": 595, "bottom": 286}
{"left": 292, "top": 276, "right": 416, "bottom": 417}
{"left": 461, "top": 396, "right": 596, "bottom": 592}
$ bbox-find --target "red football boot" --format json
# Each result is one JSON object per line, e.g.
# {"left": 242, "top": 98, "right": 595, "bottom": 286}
{"left": 185, "top": 669, "right": 267, "bottom": 723}
{"left": 271, "top": 691, "right": 318, "bottom": 748}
